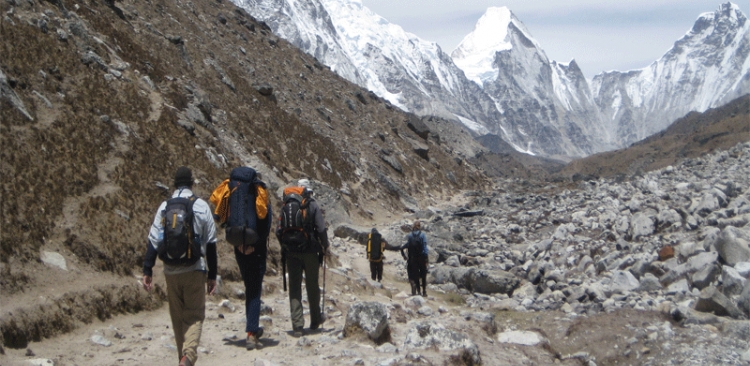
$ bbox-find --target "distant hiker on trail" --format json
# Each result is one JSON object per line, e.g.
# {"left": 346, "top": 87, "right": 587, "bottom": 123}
{"left": 400, "top": 220, "right": 428, "bottom": 296}
{"left": 367, "top": 228, "right": 398, "bottom": 282}
{"left": 210, "top": 166, "right": 272, "bottom": 351}
{"left": 276, "top": 179, "right": 330, "bottom": 337}
{"left": 142, "top": 166, "right": 218, "bottom": 366}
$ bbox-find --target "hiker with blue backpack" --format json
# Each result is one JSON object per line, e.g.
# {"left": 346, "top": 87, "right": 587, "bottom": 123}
{"left": 210, "top": 166, "right": 272, "bottom": 351}
{"left": 400, "top": 220, "right": 429, "bottom": 296}
{"left": 142, "top": 166, "right": 218, "bottom": 366}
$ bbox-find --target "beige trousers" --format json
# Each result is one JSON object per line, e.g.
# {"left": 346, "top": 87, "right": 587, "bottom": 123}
{"left": 165, "top": 271, "right": 206, "bottom": 364}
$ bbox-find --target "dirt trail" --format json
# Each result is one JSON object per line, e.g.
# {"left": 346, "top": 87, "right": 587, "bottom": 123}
{"left": 0, "top": 237, "right": 462, "bottom": 366}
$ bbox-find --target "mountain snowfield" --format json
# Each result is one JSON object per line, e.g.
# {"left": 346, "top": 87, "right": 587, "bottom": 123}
{"left": 234, "top": 0, "right": 750, "bottom": 159}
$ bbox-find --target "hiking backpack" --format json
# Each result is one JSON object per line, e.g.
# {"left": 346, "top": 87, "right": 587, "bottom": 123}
{"left": 367, "top": 232, "right": 384, "bottom": 262}
{"left": 225, "top": 167, "right": 268, "bottom": 248}
{"left": 406, "top": 231, "right": 426, "bottom": 261}
{"left": 159, "top": 196, "right": 202, "bottom": 265}
{"left": 278, "top": 186, "right": 312, "bottom": 252}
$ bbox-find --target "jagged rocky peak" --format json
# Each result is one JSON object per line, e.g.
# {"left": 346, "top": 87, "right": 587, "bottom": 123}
{"left": 451, "top": 7, "right": 514, "bottom": 86}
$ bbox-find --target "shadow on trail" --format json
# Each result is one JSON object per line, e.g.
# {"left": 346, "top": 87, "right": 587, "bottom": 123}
{"left": 223, "top": 337, "right": 281, "bottom": 349}
{"left": 284, "top": 326, "right": 335, "bottom": 338}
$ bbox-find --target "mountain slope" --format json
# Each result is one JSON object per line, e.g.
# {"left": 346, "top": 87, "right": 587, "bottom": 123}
{"left": 454, "top": 7, "right": 612, "bottom": 159}
{"left": 556, "top": 94, "right": 750, "bottom": 180}
{"left": 591, "top": 2, "right": 750, "bottom": 146}
{"left": 237, "top": 1, "right": 749, "bottom": 160}
{"left": 0, "top": 0, "right": 491, "bottom": 345}
{"left": 233, "top": 0, "right": 504, "bottom": 135}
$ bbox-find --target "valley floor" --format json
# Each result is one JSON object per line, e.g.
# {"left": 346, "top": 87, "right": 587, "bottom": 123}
{"left": 2, "top": 234, "right": 749, "bottom": 366}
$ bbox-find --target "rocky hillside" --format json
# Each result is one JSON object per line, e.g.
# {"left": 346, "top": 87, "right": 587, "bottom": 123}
{"left": 0, "top": 0, "right": 499, "bottom": 353}
{"left": 0, "top": 0, "right": 493, "bottom": 284}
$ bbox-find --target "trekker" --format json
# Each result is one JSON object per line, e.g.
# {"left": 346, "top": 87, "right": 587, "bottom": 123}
{"left": 276, "top": 179, "right": 329, "bottom": 337}
{"left": 366, "top": 228, "right": 390, "bottom": 282}
{"left": 142, "top": 166, "right": 218, "bottom": 366}
{"left": 210, "top": 166, "right": 272, "bottom": 350}
{"left": 400, "top": 220, "right": 428, "bottom": 296}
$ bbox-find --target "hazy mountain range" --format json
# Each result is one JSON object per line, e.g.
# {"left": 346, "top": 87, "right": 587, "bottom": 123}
{"left": 233, "top": 0, "right": 750, "bottom": 160}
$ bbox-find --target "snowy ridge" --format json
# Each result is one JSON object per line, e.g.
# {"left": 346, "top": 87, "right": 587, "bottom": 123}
{"left": 592, "top": 2, "right": 750, "bottom": 145}
{"left": 235, "top": 0, "right": 503, "bottom": 127}
{"left": 451, "top": 7, "right": 546, "bottom": 88}
{"left": 234, "top": 0, "right": 748, "bottom": 159}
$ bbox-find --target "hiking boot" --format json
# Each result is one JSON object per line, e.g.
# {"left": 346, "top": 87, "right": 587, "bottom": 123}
{"left": 246, "top": 328, "right": 263, "bottom": 350}
{"left": 179, "top": 355, "right": 192, "bottom": 366}
{"left": 292, "top": 327, "right": 304, "bottom": 337}
{"left": 410, "top": 282, "right": 417, "bottom": 296}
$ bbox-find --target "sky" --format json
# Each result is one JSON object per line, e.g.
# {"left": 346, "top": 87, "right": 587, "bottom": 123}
{"left": 361, "top": 1, "right": 750, "bottom": 78}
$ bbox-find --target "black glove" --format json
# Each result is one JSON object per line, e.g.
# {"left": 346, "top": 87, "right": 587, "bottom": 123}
{"left": 318, "top": 251, "right": 325, "bottom": 266}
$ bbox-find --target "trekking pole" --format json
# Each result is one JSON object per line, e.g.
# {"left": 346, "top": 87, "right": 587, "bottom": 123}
{"left": 321, "top": 252, "right": 327, "bottom": 324}
{"left": 282, "top": 251, "right": 287, "bottom": 292}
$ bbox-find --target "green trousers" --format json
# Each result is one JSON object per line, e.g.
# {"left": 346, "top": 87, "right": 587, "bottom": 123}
{"left": 286, "top": 251, "right": 321, "bottom": 329}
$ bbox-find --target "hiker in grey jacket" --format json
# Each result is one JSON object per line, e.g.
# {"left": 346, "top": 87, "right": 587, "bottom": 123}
{"left": 142, "top": 166, "right": 217, "bottom": 366}
{"left": 277, "top": 179, "right": 330, "bottom": 337}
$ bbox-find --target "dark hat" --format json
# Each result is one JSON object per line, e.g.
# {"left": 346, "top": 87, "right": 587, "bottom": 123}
{"left": 371, "top": 228, "right": 379, "bottom": 234}
{"left": 174, "top": 166, "right": 193, "bottom": 188}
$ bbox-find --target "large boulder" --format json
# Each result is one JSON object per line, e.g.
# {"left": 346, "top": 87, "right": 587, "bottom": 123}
{"left": 630, "top": 212, "right": 655, "bottom": 240}
{"left": 692, "top": 264, "right": 721, "bottom": 290}
{"left": 430, "top": 266, "right": 471, "bottom": 285}
{"left": 694, "top": 286, "right": 744, "bottom": 319}
{"left": 343, "top": 301, "right": 390, "bottom": 344}
{"left": 737, "top": 280, "right": 750, "bottom": 316}
{"left": 609, "top": 270, "right": 640, "bottom": 294}
{"left": 403, "top": 321, "right": 480, "bottom": 365}
{"left": 716, "top": 226, "right": 750, "bottom": 266}
{"left": 465, "top": 269, "right": 520, "bottom": 295}
{"left": 636, "top": 273, "right": 663, "bottom": 292}
{"left": 333, "top": 224, "right": 371, "bottom": 245}
{"left": 722, "top": 265, "right": 746, "bottom": 297}
{"left": 497, "top": 330, "right": 548, "bottom": 346}
{"left": 406, "top": 114, "right": 430, "bottom": 139}
{"left": 429, "top": 267, "right": 519, "bottom": 295}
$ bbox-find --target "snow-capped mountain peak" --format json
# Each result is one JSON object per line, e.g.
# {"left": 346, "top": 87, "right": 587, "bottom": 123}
{"left": 450, "top": 7, "right": 512, "bottom": 86}
{"left": 451, "top": 7, "right": 543, "bottom": 86}
{"left": 235, "top": 0, "right": 748, "bottom": 160}
{"left": 236, "top": 0, "right": 506, "bottom": 136}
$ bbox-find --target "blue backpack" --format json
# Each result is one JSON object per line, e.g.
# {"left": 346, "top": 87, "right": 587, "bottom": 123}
{"left": 407, "top": 231, "right": 426, "bottom": 260}
{"left": 226, "top": 167, "right": 261, "bottom": 248}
